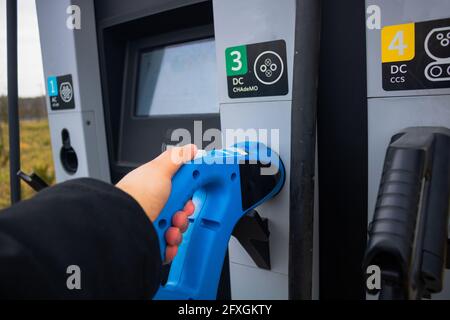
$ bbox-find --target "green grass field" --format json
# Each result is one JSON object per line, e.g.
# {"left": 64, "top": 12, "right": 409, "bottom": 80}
{"left": 0, "top": 120, "right": 55, "bottom": 208}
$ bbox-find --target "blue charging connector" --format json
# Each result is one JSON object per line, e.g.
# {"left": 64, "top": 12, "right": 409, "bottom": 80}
{"left": 153, "top": 142, "right": 285, "bottom": 300}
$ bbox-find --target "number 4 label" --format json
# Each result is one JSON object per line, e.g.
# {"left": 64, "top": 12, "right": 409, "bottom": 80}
{"left": 381, "top": 23, "right": 415, "bottom": 63}
{"left": 225, "top": 45, "right": 248, "bottom": 76}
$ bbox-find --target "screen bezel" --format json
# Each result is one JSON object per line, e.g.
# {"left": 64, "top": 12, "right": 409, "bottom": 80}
{"left": 119, "top": 24, "right": 220, "bottom": 166}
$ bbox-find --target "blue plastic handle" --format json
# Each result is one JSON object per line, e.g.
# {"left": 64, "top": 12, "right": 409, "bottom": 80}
{"left": 153, "top": 142, "right": 285, "bottom": 299}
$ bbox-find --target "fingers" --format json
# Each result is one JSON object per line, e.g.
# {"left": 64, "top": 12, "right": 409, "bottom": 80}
{"left": 183, "top": 200, "right": 195, "bottom": 216}
{"left": 154, "top": 144, "right": 198, "bottom": 178}
{"left": 172, "top": 211, "right": 189, "bottom": 232}
{"left": 165, "top": 245, "right": 178, "bottom": 263}
{"left": 164, "top": 227, "right": 181, "bottom": 264}
{"left": 173, "top": 200, "right": 195, "bottom": 232}
{"left": 165, "top": 227, "right": 182, "bottom": 246}
{"left": 164, "top": 200, "right": 196, "bottom": 263}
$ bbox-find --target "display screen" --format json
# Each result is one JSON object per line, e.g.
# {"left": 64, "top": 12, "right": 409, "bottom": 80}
{"left": 135, "top": 38, "right": 219, "bottom": 116}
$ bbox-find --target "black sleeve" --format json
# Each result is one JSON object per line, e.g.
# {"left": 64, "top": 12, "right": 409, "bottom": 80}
{"left": 0, "top": 178, "right": 162, "bottom": 299}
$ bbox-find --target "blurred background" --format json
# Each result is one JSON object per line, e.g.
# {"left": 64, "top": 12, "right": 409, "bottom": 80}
{"left": 0, "top": 0, "right": 54, "bottom": 208}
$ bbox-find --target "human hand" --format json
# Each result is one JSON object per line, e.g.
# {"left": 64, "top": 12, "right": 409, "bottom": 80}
{"left": 116, "top": 144, "right": 198, "bottom": 262}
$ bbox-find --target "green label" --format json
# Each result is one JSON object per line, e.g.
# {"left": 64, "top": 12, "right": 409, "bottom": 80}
{"left": 225, "top": 45, "right": 248, "bottom": 76}
{"left": 225, "top": 40, "right": 288, "bottom": 98}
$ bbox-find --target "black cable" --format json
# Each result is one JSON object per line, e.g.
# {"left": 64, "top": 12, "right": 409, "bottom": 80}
{"left": 6, "top": 0, "right": 21, "bottom": 203}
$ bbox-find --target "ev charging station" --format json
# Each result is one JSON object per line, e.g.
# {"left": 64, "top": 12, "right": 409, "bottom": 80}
{"left": 35, "top": 0, "right": 320, "bottom": 300}
{"left": 362, "top": 0, "right": 450, "bottom": 299}
{"left": 17, "top": 0, "right": 448, "bottom": 300}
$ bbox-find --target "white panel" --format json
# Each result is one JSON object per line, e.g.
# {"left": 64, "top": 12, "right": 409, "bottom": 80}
{"left": 36, "top": 0, "right": 110, "bottom": 182}
{"left": 230, "top": 263, "right": 289, "bottom": 300}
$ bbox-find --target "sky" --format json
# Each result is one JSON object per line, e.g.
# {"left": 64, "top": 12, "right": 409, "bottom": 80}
{"left": 0, "top": 0, "right": 45, "bottom": 97}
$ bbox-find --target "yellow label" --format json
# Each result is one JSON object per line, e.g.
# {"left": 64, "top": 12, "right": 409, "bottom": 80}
{"left": 381, "top": 23, "right": 415, "bottom": 63}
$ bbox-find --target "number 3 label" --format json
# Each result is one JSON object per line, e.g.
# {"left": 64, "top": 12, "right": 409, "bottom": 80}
{"left": 225, "top": 45, "right": 248, "bottom": 76}
{"left": 382, "top": 22, "right": 415, "bottom": 63}
{"left": 230, "top": 50, "right": 243, "bottom": 72}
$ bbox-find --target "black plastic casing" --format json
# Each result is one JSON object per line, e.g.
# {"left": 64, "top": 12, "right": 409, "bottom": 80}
{"left": 364, "top": 127, "right": 450, "bottom": 300}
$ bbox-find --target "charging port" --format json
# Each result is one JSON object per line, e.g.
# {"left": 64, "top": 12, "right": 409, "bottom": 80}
{"left": 60, "top": 129, "right": 78, "bottom": 174}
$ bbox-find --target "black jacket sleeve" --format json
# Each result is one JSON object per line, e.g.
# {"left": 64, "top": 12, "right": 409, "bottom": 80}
{"left": 0, "top": 178, "right": 162, "bottom": 299}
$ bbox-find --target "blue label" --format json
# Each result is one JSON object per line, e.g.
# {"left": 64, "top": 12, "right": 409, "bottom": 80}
{"left": 47, "top": 76, "right": 58, "bottom": 97}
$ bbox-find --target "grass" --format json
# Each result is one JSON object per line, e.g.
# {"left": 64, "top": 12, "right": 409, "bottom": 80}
{"left": 0, "top": 120, "right": 55, "bottom": 209}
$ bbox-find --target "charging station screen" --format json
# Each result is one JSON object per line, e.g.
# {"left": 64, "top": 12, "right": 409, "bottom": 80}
{"left": 135, "top": 38, "right": 219, "bottom": 116}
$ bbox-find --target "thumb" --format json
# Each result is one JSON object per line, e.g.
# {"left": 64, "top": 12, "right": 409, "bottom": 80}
{"left": 154, "top": 144, "right": 198, "bottom": 178}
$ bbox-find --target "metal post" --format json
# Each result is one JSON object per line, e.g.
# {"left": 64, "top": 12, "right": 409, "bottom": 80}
{"left": 7, "top": 0, "right": 21, "bottom": 204}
